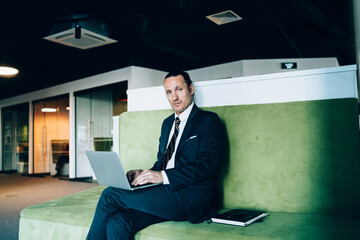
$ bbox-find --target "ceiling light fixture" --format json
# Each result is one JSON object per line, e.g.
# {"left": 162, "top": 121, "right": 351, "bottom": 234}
{"left": 0, "top": 66, "right": 19, "bottom": 77}
{"left": 206, "top": 10, "right": 242, "bottom": 25}
{"left": 44, "top": 14, "right": 117, "bottom": 50}
{"left": 41, "top": 108, "right": 57, "bottom": 112}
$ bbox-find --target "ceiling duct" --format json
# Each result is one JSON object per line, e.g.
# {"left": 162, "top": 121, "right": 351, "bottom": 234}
{"left": 44, "top": 14, "right": 117, "bottom": 50}
{"left": 206, "top": 10, "right": 242, "bottom": 25}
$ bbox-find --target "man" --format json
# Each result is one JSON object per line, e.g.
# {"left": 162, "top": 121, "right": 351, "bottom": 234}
{"left": 86, "top": 71, "right": 224, "bottom": 240}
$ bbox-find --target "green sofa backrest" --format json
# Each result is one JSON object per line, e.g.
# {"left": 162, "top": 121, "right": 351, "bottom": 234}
{"left": 118, "top": 98, "right": 360, "bottom": 216}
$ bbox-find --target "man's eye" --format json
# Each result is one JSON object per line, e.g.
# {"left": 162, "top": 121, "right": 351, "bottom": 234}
{"left": 178, "top": 88, "right": 183, "bottom": 92}
{"left": 166, "top": 91, "right": 171, "bottom": 95}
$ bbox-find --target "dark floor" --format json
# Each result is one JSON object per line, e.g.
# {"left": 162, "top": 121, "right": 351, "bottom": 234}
{"left": 0, "top": 173, "right": 98, "bottom": 240}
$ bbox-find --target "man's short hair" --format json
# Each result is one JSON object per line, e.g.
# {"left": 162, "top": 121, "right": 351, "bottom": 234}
{"left": 164, "top": 71, "right": 192, "bottom": 88}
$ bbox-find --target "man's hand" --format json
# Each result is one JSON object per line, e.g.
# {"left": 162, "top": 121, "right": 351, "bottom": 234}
{"left": 126, "top": 169, "right": 143, "bottom": 182}
{"left": 131, "top": 170, "right": 163, "bottom": 186}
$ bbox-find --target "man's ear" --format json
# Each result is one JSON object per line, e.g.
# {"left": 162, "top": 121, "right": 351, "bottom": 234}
{"left": 189, "top": 84, "right": 194, "bottom": 96}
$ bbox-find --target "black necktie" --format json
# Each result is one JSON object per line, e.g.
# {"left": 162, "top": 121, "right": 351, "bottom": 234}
{"left": 162, "top": 117, "right": 181, "bottom": 170}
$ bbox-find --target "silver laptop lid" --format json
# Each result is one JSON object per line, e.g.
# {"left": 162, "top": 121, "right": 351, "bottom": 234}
{"left": 86, "top": 151, "right": 132, "bottom": 190}
{"left": 85, "top": 151, "right": 161, "bottom": 190}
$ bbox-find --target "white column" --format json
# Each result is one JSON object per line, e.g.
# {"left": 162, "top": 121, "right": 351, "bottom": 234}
{"left": 0, "top": 108, "right": 2, "bottom": 171}
{"left": 354, "top": 0, "right": 360, "bottom": 99}
{"left": 28, "top": 101, "right": 33, "bottom": 174}
{"left": 112, "top": 116, "right": 119, "bottom": 156}
{"left": 69, "top": 92, "right": 76, "bottom": 178}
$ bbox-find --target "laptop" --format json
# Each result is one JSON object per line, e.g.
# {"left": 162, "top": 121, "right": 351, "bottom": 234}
{"left": 85, "top": 151, "right": 162, "bottom": 191}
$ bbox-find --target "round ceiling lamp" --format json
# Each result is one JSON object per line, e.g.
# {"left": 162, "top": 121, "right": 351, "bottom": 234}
{"left": 0, "top": 66, "right": 19, "bottom": 77}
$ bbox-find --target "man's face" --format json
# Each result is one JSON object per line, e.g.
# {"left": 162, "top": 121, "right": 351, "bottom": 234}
{"left": 164, "top": 75, "right": 194, "bottom": 115}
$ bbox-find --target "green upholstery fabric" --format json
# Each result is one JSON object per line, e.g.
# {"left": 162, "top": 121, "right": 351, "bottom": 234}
{"left": 19, "top": 219, "right": 89, "bottom": 240}
{"left": 19, "top": 205, "right": 360, "bottom": 240}
{"left": 119, "top": 98, "right": 360, "bottom": 216}
{"left": 19, "top": 98, "right": 360, "bottom": 240}
{"left": 135, "top": 211, "right": 360, "bottom": 240}
{"left": 119, "top": 109, "right": 173, "bottom": 171}
{"left": 20, "top": 186, "right": 106, "bottom": 226}
{"left": 213, "top": 99, "right": 360, "bottom": 215}
{"left": 19, "top": 186, "right": 106, "bottom": 240}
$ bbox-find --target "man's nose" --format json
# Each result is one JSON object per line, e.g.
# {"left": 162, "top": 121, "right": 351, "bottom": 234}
{"left": 172, "top": 92, "right": 178, "bottom": 100}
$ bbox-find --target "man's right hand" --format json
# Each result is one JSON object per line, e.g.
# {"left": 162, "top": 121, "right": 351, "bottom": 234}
{"left": 126, "top": 169, "right": 143, "bottom": 182}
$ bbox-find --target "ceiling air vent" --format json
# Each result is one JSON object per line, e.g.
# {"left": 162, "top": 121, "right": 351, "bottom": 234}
{"left": 44, "top": 28, "right": 117, "bottom": 50}
{"left": 206, "top": 10, "right": 242, "bottom": 25}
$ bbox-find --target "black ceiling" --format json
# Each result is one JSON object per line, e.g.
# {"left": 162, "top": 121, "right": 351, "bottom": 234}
{"left": 0, "top": 0, "right": 355, "bottom": 100}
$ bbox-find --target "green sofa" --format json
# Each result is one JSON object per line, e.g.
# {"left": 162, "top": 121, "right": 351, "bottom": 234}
{"left": 19, "top": 98, "right": 360, "bottom": 239}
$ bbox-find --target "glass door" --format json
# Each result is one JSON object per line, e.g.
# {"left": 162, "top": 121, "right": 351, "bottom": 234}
{"left": 33, "top": 96, "right": 69, "bottom": 175}
{"left": 76, "top": 89, "right": 113, "bottom": 178}
{"left": 1, "top": 103, "right": 29, "bottom": 173}
{"left": 75, "top": 81, "right": 127, "bottom": 178}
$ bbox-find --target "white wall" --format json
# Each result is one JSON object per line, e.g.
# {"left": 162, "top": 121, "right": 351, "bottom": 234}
{"left": 0, "top": 58, "right": 337, "bottom": 109}
{"left": 126, "top": 58, "right": 341, "bottom": 112}
{"left": 130, "top": 67, "right": 166, "bottom": 89}
{"left": 188, "top": 61, "right": 244, "bottom": 82}
{"left": 0, "top": 68, "right": 131, "bottom": 108}
{"left": 188, "top": 58, "right": 338, "bottom": 82}
{"left": 127, "top": 65, "right": 357, "bottom": 112}
{"left": 241, "top": 58, "right": 338, "bottom": 76}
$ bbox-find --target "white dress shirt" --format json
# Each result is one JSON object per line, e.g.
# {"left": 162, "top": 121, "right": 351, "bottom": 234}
{"left": 161, "top": 102, "right": 194, "bottom": 184}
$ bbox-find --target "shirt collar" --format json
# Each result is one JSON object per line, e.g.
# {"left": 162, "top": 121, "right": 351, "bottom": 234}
{"left": 174, "top": 102, "right": 194, "bottom": 123}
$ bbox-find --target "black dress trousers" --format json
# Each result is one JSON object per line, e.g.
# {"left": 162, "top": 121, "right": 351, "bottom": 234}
{"left": 86, "top": 185, "right": 186, "bottom": 240}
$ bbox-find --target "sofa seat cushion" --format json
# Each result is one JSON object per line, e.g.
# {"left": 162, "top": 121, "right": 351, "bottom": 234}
{"left": 19, "top": 186, "right": 105, "bottom": 233}
{"left": 19, "top": 187, "right": 360, "bottom": 240}
{"left": 136, "top": 211, "right": 360, "bottom": 240}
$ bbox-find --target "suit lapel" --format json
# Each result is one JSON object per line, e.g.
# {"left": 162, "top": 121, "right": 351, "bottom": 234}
{"left": 175, "top": 104, "right": 199, "bottom": 158}
{"left": 161, "top": 116, "right": 174, "bottom": 154}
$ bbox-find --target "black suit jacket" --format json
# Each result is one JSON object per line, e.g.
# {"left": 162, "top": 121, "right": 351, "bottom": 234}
{"left": 151, "top": 104, "right": 224, "bottom": 223}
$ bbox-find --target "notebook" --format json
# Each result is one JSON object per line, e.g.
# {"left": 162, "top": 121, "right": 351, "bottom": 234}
{"left": 211, "top": 209, "right": 269, "bottom": 227}
{"left": 85, "top": 151, "right": 162, "bottom": 191}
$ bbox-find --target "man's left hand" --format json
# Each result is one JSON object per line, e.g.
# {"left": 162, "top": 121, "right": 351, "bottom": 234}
{"left": 131, "top": 170, "right": 163, "bottom": 186}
